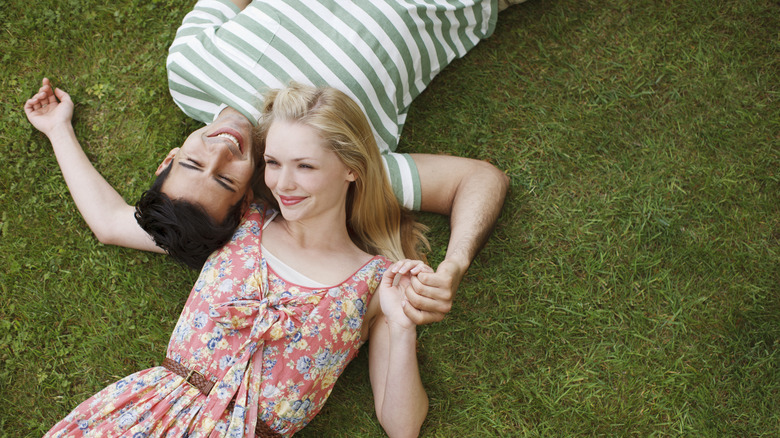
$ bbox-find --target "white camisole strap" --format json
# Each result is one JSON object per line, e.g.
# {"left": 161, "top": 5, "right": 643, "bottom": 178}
{"left": 260, "top": 209, "right": 329, "bottom": 288}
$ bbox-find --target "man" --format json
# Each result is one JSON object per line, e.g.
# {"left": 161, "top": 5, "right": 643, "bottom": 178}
{"left": 25, "top": 0, "right": 519, "bottom": 324}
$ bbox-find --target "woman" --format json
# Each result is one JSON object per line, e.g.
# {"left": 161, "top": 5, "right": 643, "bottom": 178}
{"left": 44, "top": 83, "right": 430, "bottom": 437}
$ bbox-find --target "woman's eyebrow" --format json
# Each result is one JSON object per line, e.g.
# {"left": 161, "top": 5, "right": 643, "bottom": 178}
{"left": 264, "top": 154, "right": 315, "bottom": 161}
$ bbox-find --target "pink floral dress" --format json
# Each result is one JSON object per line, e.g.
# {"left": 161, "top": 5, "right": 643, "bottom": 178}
{"left": 45, "top": 205, "right": 389, "bottom": 437}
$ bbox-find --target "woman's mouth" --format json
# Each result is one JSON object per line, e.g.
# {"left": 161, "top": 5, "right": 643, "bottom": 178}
{"left": 279, "top": 195, "right": 306, "bottom": 206}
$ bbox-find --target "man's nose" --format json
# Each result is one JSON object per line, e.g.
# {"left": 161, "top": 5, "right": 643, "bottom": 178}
{"left": 204, "top": 136, "right": 234, "bottom": 161}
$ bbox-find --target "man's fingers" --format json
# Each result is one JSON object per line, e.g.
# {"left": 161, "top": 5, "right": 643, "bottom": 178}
{"left": 409, "top": 275, "right": 452, "bottom": 301}
{"left": 403, "top": 286, "right": 437, "bottom": 310}
{"left": 402, "top": 299, "right": 423, "bottom": 323}
{"left": 416, "top": 270, "right": 454, "bottom": 290}
{"left": 28, "top": 97, "right": 43, "bottom": 112}
{"left": 54, "top": 87, "right": 70, "bottom": 101}
{"left": 404, "top": 284, "right": 452, "bottom": 315}
{"left": 402, "top": 302, "right": 444, "bottom": 325}
{"left": 47, "top": 90, "right": 59, "bottom": 105}
{"left": 26, "top": 91, "right": 46, "bottom": 111}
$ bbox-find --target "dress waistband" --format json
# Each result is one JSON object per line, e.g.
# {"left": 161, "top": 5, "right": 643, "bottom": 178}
{"left": 162, "top": 357, "right": 215, "bottom": 395}
{"left": 162, "top": 358, "right": 282, "bottom": 437}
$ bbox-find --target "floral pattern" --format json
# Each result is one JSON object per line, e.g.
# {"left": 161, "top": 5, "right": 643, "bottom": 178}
{"left": 45, "top": 205, "right": 389, "bottom": 437}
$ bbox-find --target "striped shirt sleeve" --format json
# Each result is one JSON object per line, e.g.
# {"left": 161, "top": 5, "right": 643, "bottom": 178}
{"left": 382, "top": 152, "right": 422, "bottom": 211}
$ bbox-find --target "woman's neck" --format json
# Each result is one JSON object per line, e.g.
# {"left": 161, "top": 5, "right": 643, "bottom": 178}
{"left": 275, "top": 210, "right": 355, "bottom": 253}
{"left": 264, "top": 208, "right": 373, "bottom": 285}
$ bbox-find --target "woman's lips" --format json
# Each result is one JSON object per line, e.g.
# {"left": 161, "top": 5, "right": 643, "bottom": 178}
{"left": 279, "top": 195, "right": 306, "bottom": 206}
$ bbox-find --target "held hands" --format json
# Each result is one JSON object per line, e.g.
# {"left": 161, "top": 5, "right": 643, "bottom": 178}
{"left": 378, "top": 260, "right": 434, "bottom": 330}
{"left": 24, "top": 78, "right": 74, "bottom": 137}
{"left": 403, "top": 258, "right": 467, "bottom": 325}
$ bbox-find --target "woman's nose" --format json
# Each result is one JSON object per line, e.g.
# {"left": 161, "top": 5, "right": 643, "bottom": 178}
{"left": 277, "top": 167, "right": 296, "bottom": 190}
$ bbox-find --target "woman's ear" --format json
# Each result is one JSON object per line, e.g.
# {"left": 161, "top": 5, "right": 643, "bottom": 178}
{"left": 346, "top": 169, "right": 357, "bottom": 182}
{"left": 155, "top": 148, "right": 180, "bottom": 176}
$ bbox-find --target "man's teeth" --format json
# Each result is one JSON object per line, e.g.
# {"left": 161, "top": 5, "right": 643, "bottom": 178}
{"left": 217, "top": 133, "right": 240, "bottom": 148}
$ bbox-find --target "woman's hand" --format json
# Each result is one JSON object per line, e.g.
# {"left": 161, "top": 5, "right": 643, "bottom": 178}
{"left": 378, "top": 259, "right": 434, "bottom": 330}
{"left": 24, "top": 78, "right": 74, "bottom": 137}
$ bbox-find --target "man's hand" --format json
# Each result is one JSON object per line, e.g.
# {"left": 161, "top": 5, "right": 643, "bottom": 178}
{"left": 24, "top": 78, "right": 74, "bottom": 137}
{"left": 402, "top": 259, "right": 467, "bottom": 324}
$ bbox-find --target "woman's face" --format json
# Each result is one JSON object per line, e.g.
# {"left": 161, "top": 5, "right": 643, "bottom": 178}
{"left": 263, "top": 120, "right": 356, "bottom": 223}
{"left": 157, "top": 109, "right": 256, "bottom": 222}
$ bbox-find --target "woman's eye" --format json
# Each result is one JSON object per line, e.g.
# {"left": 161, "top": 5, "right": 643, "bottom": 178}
{"left": 299, "top": 164, "right": 313, "bottom": 169}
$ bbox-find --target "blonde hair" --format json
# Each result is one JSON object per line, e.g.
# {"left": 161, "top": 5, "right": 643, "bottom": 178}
{"left": 255, "top": 82, "right": 427, "bottom": 261}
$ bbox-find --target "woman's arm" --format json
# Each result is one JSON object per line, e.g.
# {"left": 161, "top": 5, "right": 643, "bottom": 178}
{"left": 369, "top": 260, "right": 431, "bottom": 437}
{"left": 24, "top": 79, "right": 163, "bottom": 253}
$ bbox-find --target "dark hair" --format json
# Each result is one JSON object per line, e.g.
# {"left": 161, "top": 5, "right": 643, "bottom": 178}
{"left": 134, "top": 164, "right": 245, "bottom": 270}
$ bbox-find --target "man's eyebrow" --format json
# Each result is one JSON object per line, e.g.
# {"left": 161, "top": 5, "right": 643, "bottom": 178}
{"left": 178, "top": 162, "right": 236, "bottom": 192}
{"left": 214, "top": 178, "right": 236, "bottom": 192}
{"left": 179, "top": 161, "right": 200, "bottom": 171}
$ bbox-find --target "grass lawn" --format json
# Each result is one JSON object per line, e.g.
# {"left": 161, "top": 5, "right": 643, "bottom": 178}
{"left": 1, "top": 0, "right": 778, "bottom": 436}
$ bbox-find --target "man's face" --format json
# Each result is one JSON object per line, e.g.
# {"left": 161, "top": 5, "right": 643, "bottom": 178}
{"left": 157, "top": 110, "right": 255, "bottom": 222}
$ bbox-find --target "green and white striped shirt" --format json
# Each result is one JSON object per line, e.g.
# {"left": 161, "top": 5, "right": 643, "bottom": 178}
{"left": 167, "top": 0, "right": 498, "bottom": 210}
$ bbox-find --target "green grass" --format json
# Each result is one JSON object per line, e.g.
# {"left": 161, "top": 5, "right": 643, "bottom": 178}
{"left": 1, "top": 0, "right": 778, "bottom": 436}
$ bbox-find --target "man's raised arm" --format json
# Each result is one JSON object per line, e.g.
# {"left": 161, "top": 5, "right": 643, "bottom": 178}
{"left": 404, "top": 153, "right": 509, "bottom": 324}
{"left": 24, "top": 78, "right": 163, "bottom": 253}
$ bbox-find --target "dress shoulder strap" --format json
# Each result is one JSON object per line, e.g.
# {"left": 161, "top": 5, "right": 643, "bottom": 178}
{"left": 262, "top": 209, "right": 279, "bottom": 230}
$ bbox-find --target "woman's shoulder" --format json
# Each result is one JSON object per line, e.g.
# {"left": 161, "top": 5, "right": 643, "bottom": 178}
{"left": 354, "top": 255, "right": 392, "bottom": 288}
{"left": 244, "top": 202, "right": 278, "bottom": 223}
{"left": 218, "top": 203, "right": 276, "bottom": 246}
